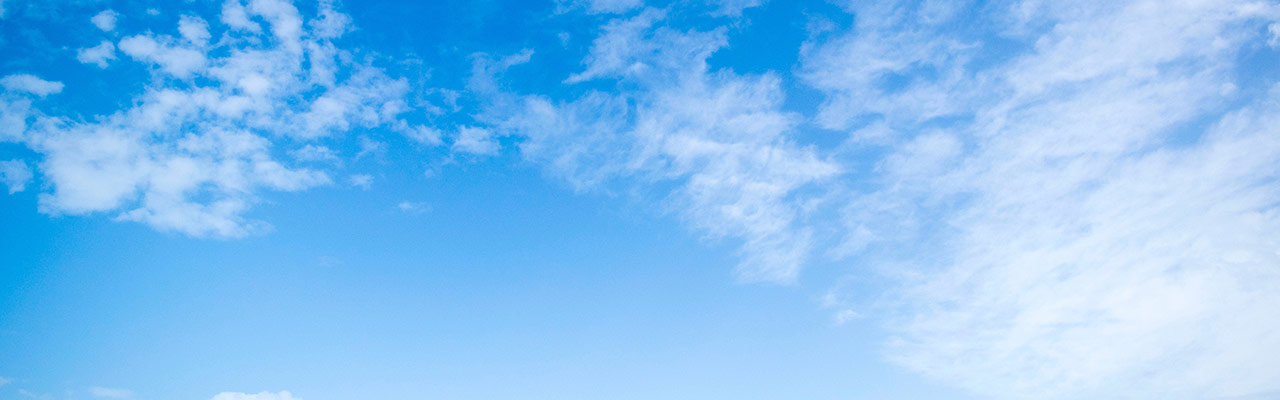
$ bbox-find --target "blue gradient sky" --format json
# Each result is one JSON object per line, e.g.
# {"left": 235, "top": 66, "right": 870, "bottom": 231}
{"left": 2, "top": 1, "right": 1280, "bottom": 399}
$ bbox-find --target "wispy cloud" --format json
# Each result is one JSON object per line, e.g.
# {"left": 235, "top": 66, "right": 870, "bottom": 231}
{"left": 349, "top": 174, "right": 373, "bottom": 189}
{"left": 397, "top": 201, "right": 430, "bottom": 215}
{"left": 801, "top": 0, "right": 1280, "bottom": 398}
{"left": 2, "top": 1, "right": 1278, "bottom": 398}
{"left": 463, "top": 0, "right": 1280, "bottom": 395}
{"left": 210, "top": 392, "right": 298, "bottom": 400}
{"left": 476, "top": 5, "right": 833, "bottom": 283}
{"left": 88, "top": 386, "right": 133, "bottom": 399}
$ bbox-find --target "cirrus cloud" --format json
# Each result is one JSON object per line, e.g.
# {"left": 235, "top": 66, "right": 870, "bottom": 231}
{"left": 802, "top": 0, "right": 1280, "bottom": 398}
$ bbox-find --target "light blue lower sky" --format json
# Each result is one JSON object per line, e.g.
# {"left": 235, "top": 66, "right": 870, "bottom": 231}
{"left": 0, "top": 154, "right": 971, "bottom": 399}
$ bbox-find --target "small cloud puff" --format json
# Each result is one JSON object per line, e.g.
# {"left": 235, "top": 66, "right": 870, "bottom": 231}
{"left": 117, "top": 35, "right": 207, "bottom": 78}
{"left": 0, "top": 74, "right": 64, "bottom": 96}
{"left": 92, "top": 10, "right": 120, "bottom": 32}
{"left": 451, "top": 126, "right": 499, "bottom": 155}
{"left": 178, "top": 15, "right": 212, "bottom": 44}
{"left": 349, "top": 174, "right": 373, "bottom": 189}
{"left": 397, "top": 201, "right": 430, "bottom": 215}
{"left": 0, "top": 159, "right": 33, "bottom": 194}
{"left": 77, "top": 41, "right": 117, "bottom": 68}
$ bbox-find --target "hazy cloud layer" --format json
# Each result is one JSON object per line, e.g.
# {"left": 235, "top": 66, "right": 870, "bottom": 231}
{"left": 801, "top": 0, "right": 1280, "bottom": 398}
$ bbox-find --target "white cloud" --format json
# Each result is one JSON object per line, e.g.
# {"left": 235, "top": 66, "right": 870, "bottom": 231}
{"left": 220, "top": 0, "right": 261, "bottom": 33}
{"left": 5, "top": 0, "right": 432, "bottom": 238}
{"left": 210, "top": 392, "right": 298, "bottom": 400}
{"left": 290, "top": 144, "right": 339, "bottom": 163}
{"left": 451, "top": 126, "right": 499, "bottom": 155}
{"left": 563, "top": 9, "right": 677, "bottom": 84}
{"left": 0, "top": 376, "right": 10, "bottom": 387}
{"left": 356, "top": 136, "right": 386, "bottom": 159}
{"left": 242, "top": 0, "right": 305, "bottom": 52}
{"left": 0, "top": 0, "right": 6, "bottom": 19}
{"left": 561, "top": 0, "right": 643, "bottom": 14}
{"left": 477, "top": 9, "right": 839, "bottom": 283}
{"left": 92, "top": 10, "right": 119, "bottom": 32}
{"left": 178, "top": 15, "right": 212, "bottom": 44}
{"left": 349, "top": 174, "right": 372, "bottom": 189}
{"left": 1, "top": 74, "right": 64, "bottom": 97}
{"left": 801, "top": 0, "right": 1280, "bottom": 398}
{"left": 88, "top": 386, "right": 133, "bottom": 399}
{"left": 0, "top": 97, "right": 31, "bottom": 142}
{"left": 118, "top": 35, "right": 208, "bottom": 78}
{"left": 0, "top": 159, "right": 33, "bottom": 193}
{"left": 294, "top": 68, "right": 412, "bottom": 139}
{"left": 708, "top": 0, "right": 764, "bottom": 16}
{"left": 404, "top": 125, "right": 443, "bottom": 146}
{"left": 310, "top": 0, "right": 351, "bottom": 39}
{"left": 77, "top": 41, "right": 117, "bottom": 68}
{"left": 1271, "top": 22, "right": 1280, "bottom": 48}
{"left": 397, "top": 201, "right": 429, "bottom": 214}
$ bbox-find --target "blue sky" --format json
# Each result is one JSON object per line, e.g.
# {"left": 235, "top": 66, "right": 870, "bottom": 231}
{"left": 2, "top": 0, "right": 1280, "bottom": 399}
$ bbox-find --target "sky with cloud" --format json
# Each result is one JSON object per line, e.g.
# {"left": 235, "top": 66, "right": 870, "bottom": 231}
{"left": 1, "top": 0, "right": 1279, "bottom": 399}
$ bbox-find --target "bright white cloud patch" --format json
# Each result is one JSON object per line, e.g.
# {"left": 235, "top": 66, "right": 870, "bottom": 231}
{"left": 91, "top": 10, "right": 120, "bottom": 32}
{"left": 1, "top": 74, "right": 64, "bottom": 97}
{"left": 801, "top": 0, "right": 1280, "bottom": 398}
{"left": 6, "top": 0, "right": 433, "bottom": 237}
